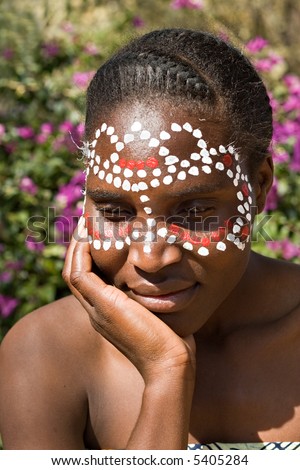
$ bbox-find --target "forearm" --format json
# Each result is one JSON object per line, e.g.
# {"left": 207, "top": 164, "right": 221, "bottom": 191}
{"left": 125, "top": 367, "right": 195, "bottom": 450}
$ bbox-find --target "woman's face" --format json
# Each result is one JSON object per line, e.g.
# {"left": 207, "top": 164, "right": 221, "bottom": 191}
{"left": 83, "top": 101, "right": 256, "bottom": 336}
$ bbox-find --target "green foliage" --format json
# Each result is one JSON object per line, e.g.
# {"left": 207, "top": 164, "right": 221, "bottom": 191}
{"left": 0, "top": 0, "right": 299, "bottom": 340}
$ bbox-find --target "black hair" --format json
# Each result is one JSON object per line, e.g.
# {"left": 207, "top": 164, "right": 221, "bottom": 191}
{"left": 85, "top": 28, "right": 273, "bottom": 169}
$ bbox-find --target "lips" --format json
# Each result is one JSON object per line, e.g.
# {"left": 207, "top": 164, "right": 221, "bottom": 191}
{"left": 128, "top": 282, "right": 200, "bottom": 313}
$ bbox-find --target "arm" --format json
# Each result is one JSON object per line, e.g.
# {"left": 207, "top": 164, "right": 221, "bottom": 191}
{"left": 62, "top": 221, "right": 196, "bottom": 449}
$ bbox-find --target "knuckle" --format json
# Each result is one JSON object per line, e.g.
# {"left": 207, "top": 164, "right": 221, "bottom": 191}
{"left": 69, "top": 270, "right": 83, "bottom": 289}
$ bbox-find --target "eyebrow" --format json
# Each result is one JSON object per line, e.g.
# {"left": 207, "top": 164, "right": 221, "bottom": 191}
{"left": 86, "top": 189, "right": 125, "bottom": 201}
{"left": 86, "top": 181, "right": 229, "bottom": 201}
{"left": 168, "top": 180, "right": 231, "bottom": 197}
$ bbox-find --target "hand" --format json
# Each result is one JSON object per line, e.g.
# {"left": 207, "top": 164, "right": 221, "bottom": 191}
{"left": 62, "top": 218, "right": 196, "bottom": 384}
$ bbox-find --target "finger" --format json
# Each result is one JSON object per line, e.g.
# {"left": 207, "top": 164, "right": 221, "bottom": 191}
{"left": 62, "top": 216, "right": 87, "bottom": 283}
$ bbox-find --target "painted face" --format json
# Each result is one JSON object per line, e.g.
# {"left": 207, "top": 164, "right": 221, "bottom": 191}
{"left": 82, "top": 103, "right": 255, "bottom": 334}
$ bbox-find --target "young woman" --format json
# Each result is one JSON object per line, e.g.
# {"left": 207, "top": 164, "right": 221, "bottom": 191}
{"left": 0, "top": 28, "right": 300, "bottom": 450}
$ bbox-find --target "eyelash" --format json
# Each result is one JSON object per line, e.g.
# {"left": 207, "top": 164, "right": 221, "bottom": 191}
{"left": 93, "top": 204, "right": 132, "bottom": 221}
{"left": 92, "top": 203, "right": 215, "bottom": 223}
{"left": 182, "top": 205, "right": 215, "bottom": 218}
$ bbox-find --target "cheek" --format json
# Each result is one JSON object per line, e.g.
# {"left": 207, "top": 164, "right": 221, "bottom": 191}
{"left": 90, "top": 239, "right": 129, "bottom": 282}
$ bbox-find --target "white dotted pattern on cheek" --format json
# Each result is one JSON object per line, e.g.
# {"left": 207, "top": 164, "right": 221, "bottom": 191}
{"left": 83, "top": 120, "right": 253, "bottom": 255}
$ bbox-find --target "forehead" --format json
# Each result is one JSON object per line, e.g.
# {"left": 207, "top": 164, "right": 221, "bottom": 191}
{"left": 92, "top": 101, "right": 229, "bottom": 151}
{"left": 84, "top": 101, "right": 243, "bottom": 198}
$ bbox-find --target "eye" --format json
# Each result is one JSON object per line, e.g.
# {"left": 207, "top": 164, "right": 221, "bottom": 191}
{"left": 93, "top": 204, "right": 134, "bottom": 222}
{"left": 187, "top": 205, "right": 214, "bottom": 215}
{"left": 179, "top": 204, "right": 215, "bottom": 221}
{"left": 171, "top": 203, "right": 216, "bottom": 232}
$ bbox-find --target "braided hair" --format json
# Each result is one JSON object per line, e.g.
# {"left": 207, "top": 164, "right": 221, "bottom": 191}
{"left": 86, "top": 29, "right": 273, "bottom": 169}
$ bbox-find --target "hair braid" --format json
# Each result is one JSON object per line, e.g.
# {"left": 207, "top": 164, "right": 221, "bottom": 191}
{"left": 86, "top": 28, "right": 273, "bottom": 167}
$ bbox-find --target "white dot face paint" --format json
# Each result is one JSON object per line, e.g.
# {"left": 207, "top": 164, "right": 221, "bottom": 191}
{"left": 202, "top": 165, "right": 211, "bottom": 174}
{"left": 149, "top": 138, "right": 160, "bottom": 147}
{"left": 188, "top": 166, "right": 199, "bottom": 176}
{"left": 116, "top": 142, "right": 125, "bottom": 152}
{"left": 106, "top": 126, "right": 114, "bottom": 136}
{"left": 124, "top": 134, "right": 134, "bottom": 144}
{"left": 165, "top": 155, "right": 179, "bottom": 165}
{"left": 115, "top": 240, "right": 124, "bottom": 250}
{"left": 167, "top": 165, "right": 176, "bottom": 173}
{"left": 124, "top": 168, "right": 133, "bottom": 178}
{"left": 85, "top": 119, "right": 253, "bottom": 257}
{"left": 150, "top": 178, "right": 160, "bottom": 188}
{"left": 110, "top": 135, "right": 118, "bottom": 144}
{"left": 177, "top": 171, "right": 186, "bottom": 180}
{"left": 183, "top": 122, "right": 193, "bottom": 132}
{"left": 113, "top": 177, "right": 122, "bottom": 188}
{"left": 160, "top": 131, "right": 171, "bottom": 140}
{"left": 122, "top": 180, "right": 131, "bottom": 191}
{"left": 192, "top": 129, "right": 202, "bottom": 138}
{"left": 110, "top": 153, "right": 119, "bottom": 163}
{"left": 131, "top": 121, "right": 142, "bottom": 132}
{"left": 159, "top": 146, "right": 170, "bottom": 156}
{"left": 140, "top": 130, "right": 151, "bottom": 140}
{"left": 152, "top": 168, "right": 161, "bottom": 177}
{"left": 163, "top": 175, "right": 173, "bottom": 185}
{"left": 171, "top": 123, "right": 182, "bottom": 132}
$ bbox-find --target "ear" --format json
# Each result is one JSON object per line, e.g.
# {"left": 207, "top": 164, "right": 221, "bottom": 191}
{"left": 253, "top": 155, "right": 274, "bottom": 214}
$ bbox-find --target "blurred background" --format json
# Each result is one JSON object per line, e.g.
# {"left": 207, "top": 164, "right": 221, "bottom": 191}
{"left": 0, "top": 0, "right": 300, "bottom": 339}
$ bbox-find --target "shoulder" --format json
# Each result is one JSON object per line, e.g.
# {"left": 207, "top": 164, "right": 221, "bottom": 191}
{"left": 251, "top": 251, "right": 300, "bottom": 308}
{"left": 251, "top": 253, "right": 300, "bottom": 341}
{"left": 0, "top": 295, "right": 105, "bottom": 379}
{"left": 0, "top": 296, "right": 107, "bottom": 449}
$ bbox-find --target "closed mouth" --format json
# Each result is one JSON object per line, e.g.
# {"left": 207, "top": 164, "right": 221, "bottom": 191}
{"left": 129, "top": 283, "right": 200, "bottom": 313}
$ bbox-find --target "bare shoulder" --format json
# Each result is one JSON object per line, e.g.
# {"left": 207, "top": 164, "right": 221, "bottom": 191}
{"left": 0, "top": 296, "right": 103, "bottom": 449}
{"left": 251, "top": 251, "right": 300, "bottom": 332}
{"left": 1, "top": 295, "right": 98, "bottom": 361}
{"left": 252, "top": 251, "right": 300, "bottom": 300}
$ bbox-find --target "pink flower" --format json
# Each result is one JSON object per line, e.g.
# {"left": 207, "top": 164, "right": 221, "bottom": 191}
{"left": 36, "top": 122, "right": 54, "bottom": 143}
{"left": 61, "top": 22, "right": 74, "bottom": 34}
{"left": 0, "top": 123, "right": 5, "bottom": 141}
{"left": 267, "top": 240, "right": 300, "bottom": 260}
{"left": 17, "top": 126, "right": 35, "bottom": 139}
{"left": 56, "top": 171, "right": 85, "bottom": 208}
{"left": 19, "top": 176, "right": 38, "bottom": 195}
{"left": 268, "top": 91, "right": 280, "bottom": 114}
{"left": 0, "top": 272, "right": 12, "bottom": 283}
{"left": 84, "top": 43, "right": 99, "bottom": 55}
{"left": 254, "top": 52, "right": 283, "bottom": 72}
{"left": 72, "top": 71, "right": 95, "bottom": 89}
{"left": 283, "top": 74, "right": 300, "bottom": 95}
{"left": 291, "top": 136, "right": 300, "bottom": 172}
{"left": 76, "top": 123, "right": 85, "bottom": 139}
{"left": 271, "top": 148, "right": 290, "bottom": 165}
{"left": 171, "top": 0, "right": 203, "bottom": 9}
{"left": 132, "top": 16, "right": 145, "bottom": 28}
{"left": 40, "top": 122, "right": 54, "bottom": 134}
{"left": 246, "top": 37, "right": 268, "bottom": 53}
{"left": 59, "top": 121, "right": 74, "bottom": 133}
{"left": 42, "top": 42, "right": 60, "bottom": 58}
{"left": 0, "top": 294, "right": 19, "bottom": 318}
{"left": 2, "top": 48, "right": 14, "bottom": 60}
{"left": 273, "top": 120, "right": 300, "bottom": 144}
{"left": 25, "top": 237, "right": 45, "bottom": 252}
{"left": 264, "top": 178, "right": 278, "bottom": 211}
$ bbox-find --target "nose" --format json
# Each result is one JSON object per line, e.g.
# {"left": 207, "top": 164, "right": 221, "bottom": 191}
{"left": 127, "top": 229, "right": 183, "bottom": 273}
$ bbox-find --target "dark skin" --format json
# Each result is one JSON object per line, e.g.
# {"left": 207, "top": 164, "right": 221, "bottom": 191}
{"left": 1, "top": 102, "right": 300, "bottom": 450}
